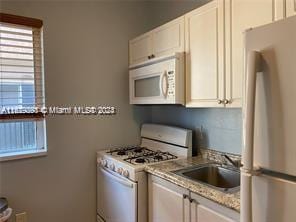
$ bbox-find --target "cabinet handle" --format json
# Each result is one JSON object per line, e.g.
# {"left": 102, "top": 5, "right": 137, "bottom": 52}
{"left": 189, "top": 197, "right": 198, "bottom": 204}
{"left": 217, "top": 99, "right": 223, "bottom": 104}
{"left": 148, "top": 55, "right": 155, "bottom": 60}
{"left": 183, "top": 194, "right": 196, "bottom": 203}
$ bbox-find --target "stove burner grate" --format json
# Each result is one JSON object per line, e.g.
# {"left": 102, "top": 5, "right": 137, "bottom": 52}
{"left": 106, "top": 146, "right": 147, "bottom": 156}
{"left": 123, "top": 150, "right": 177, "bottom": 165}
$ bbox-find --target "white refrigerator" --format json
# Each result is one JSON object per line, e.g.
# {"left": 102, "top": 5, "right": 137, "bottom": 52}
{"left": 241, "top": 16, "right": 296, "bottom": 222}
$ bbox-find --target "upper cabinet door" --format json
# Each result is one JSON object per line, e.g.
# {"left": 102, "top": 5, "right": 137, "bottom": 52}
{"left": 286, "top": 0, "right": 296, "bottom": 17}
{"left": 129, "top": 32, "right": 152, "bottom": 66}
{"left": 225, "top": 0, "right": 275, "bottom": 107}
{"left": 185, "top": 0, "right": 225, "bottom": 107}
{"left": 152, "top": 17, "right": 185, "bottom": 58}
{"left": 129, "top": 17, "right": 185, "bottom": 67}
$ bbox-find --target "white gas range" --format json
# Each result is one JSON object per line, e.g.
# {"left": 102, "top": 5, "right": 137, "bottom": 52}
{"left": 97, "top": 124, "right": 192, "bottom": 222}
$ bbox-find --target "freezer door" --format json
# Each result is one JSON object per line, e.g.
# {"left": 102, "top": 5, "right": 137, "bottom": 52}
{"left": 252, "top": 175, "right": 296, "bottom": 222}
{"left": 245, "top": 16, "right": 296, "bottom": 176}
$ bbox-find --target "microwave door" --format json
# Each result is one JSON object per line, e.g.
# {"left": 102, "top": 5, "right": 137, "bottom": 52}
{"left": 131, "top": 71, "right": 167, "bottom": 104}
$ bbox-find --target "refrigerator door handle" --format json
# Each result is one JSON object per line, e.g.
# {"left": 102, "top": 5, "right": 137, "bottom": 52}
{"left": 241, "top": 51, "right": 262, "bottom": 222}
{"left": 254, "top": 168, "right": 296, "bottom": 185}
{"left": 242, "top": 50, "right": 262, "bottom": 170}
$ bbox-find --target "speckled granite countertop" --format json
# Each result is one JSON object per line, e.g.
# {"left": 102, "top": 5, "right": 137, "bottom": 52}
{"left": 145, "top": 156, "right": 240, "bottom": 212}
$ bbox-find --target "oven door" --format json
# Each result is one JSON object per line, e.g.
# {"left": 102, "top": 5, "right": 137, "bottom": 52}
{"left": 97, "top": 166, "right": 137, "bottom": 222}
{"left": 129, "top": 64, "right": 169, "bottom": 104}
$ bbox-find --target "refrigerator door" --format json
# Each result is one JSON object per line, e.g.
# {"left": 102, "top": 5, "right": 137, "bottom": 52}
{"left": 252, "top": 174, "right": 296, "bottom": 222}
{"left": 245, "top": 16, "right": 296, "bottom": 176}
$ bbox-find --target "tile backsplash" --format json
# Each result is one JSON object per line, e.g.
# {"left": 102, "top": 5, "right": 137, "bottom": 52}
{"left": 150, "top": 106, "right": 242, "bottom": 155}
{"left": 200, "top": 148, "right": 241, "bottom": 164}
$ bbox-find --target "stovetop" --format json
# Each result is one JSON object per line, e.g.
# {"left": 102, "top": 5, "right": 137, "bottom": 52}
{"left": 106, "top": 146, "right": 177, "bottom": 165}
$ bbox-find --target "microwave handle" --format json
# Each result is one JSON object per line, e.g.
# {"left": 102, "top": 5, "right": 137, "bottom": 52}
{"left": 160, "top": 71, "right": 168, "bottom": 98}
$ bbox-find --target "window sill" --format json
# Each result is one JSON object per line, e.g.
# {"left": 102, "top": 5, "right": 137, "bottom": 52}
{"left": 0, "top": 149, "right": 47, "bottom": 162}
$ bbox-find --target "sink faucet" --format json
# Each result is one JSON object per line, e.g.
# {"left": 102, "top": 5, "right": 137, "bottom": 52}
{"left": 222, "top": 154, "right": 241, "bottom": 168}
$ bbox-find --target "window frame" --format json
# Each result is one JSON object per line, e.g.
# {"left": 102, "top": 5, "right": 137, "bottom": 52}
{"left": 0, "top": 13, "right": 47, "bottom": 161}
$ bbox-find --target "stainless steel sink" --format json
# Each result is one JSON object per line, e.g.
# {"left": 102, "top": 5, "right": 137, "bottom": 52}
{"left": 173, "top": 164, "right": 240, "bottom": 193}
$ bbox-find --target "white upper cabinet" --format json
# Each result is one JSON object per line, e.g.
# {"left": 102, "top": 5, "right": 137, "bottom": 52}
{"left": 224, "top": 0, "right": 277, "bottom": 107}
{"left": 129, "top": 17, "right": 184, "bottom": 66}
{"left": 185, "top": 0, "right": 225, "bottom": 107}
{"left": 286, "top": 0, "right": 296, "bottom": 17}
{"left": 129, "top": 0, "right": 290, "bottom": 107}
{"left": 129, "top": 32, "right": 153, "bottom": 66}
{"left": 152, "top": 17, "right": 185, "bottom": 58}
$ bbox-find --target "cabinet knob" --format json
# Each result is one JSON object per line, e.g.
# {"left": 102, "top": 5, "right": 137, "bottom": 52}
{"left": 148, "top": 54, "right": 155, "bottom": 60}
{"left": 217, "top": 99, "right": 223, "bottom": 104}
{"left": 223, "top": 99, "right": 230, "bottom": 105}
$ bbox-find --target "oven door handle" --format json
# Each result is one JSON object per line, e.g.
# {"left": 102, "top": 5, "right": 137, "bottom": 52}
{"left": 99, "top": 167, "right": 134, "bottom": 188}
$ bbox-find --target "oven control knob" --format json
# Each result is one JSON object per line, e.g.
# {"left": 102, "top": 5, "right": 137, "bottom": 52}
{"left": 117, "top": 167, "right": 123, "bottom": 175}
{"left": 100, "top": 159, "right": 108, "bottom": 167}
{"left": 122, "top": 170, "right": 129, "bottom": 178}
{"left": 110, "top": 163, "right": 115, "bottom": 171}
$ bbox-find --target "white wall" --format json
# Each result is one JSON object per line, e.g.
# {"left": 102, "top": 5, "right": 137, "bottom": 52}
{"left": 0, "top": 1, "right": 242, "bottom": 222}
{"left": 0, "top": 1, "right": 153, "bottom": 222}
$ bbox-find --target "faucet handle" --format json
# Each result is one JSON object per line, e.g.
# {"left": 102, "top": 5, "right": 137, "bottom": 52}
{"left": 223, "top": 154, "right": 241, "bottom": 168}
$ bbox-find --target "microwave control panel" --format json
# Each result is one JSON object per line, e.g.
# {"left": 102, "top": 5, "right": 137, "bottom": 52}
{"left": 167, "top": 70, "right": 175, "bottom": 97}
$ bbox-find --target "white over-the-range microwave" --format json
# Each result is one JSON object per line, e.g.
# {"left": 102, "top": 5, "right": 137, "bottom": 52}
{"left": 129, "top": 53, "right": 184, "bottom": 105}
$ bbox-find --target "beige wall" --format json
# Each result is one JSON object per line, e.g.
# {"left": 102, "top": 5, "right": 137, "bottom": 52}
{"left": 148, "top": 0, "right": 210, "bottom": 28}
{"left": 0, "top": 1, "right": 217, "bottom": 222}
{"left": 0, "top": 1, "right": 153, "bottom": 222}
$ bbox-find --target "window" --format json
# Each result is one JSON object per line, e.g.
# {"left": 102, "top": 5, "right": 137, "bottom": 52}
{"left": 0, "top": 13, "right": 46, "bottom": 161}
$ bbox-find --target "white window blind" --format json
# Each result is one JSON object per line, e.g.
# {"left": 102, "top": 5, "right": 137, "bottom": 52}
{"left": 0, "top": 14, "right": 46, "bottom": 160}
{"left": 0, "top": 22, "right": 44, "bottom": 111}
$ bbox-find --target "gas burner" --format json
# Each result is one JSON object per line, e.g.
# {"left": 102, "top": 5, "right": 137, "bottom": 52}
{"left": 134, "top": 147, "right": 143, "bottom": 153}
{"left": 106, "top": 146, "right": 178, "bottom": 164}
{"left": 135, "top": 158, "right": 146, "bottom": 163}
{"left": 117, "top": 150, "right": 126, "bottom": 156}
{"left": 154, "top": 155, "right": 163, "bottom": 161}
{"left": 106, "top": 146, "right": 154, "bottom": 157}
{"left": 106, "top": 146, "right": 137, "bottom": 155}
